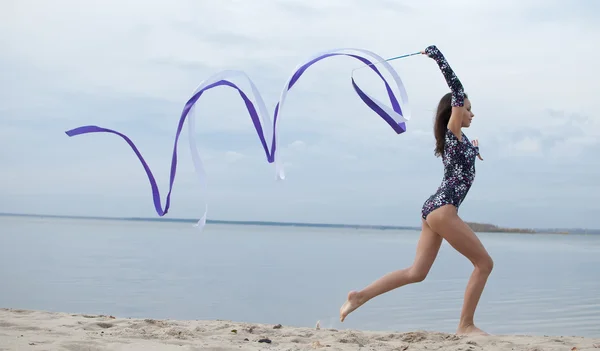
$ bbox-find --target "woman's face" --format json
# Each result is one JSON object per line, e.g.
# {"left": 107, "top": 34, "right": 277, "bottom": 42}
{"left": 462, "top": 98, "right": 474, "bottom": 128}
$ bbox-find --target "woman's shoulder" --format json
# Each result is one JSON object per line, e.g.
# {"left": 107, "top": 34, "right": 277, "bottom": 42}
{"left": 444, "top": 128, "right": 465, "bottom": 142}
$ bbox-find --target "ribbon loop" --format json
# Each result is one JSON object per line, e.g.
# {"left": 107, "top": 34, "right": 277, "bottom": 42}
{"left": 65, "top": 48, "right": 416, "bottom": 230}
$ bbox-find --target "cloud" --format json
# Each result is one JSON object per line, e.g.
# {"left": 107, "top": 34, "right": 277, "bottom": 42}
{"left": 1, "top": 0, "right": 599, "bottom": 229}
{"left": 506, "top": 137, "right": 543, "bottom": 157}
{"left": 224, "top": 151, "right": 244, "bottom": 163}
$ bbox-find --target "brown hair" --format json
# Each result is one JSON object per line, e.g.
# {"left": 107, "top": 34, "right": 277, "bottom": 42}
{"left": 434, "top": 92, "right": 467, "bottom": 157}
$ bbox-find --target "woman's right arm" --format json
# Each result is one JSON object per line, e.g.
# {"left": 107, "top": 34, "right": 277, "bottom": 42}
{"left": 423, "top": 45, "right": 465, "bottom": 140}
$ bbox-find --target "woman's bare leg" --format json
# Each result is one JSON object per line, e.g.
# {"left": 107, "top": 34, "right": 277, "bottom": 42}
{"left": 425, "top": 205, "right": 494, "bottom": 335}
{"left": 340, "top": 219, "right": 443, "bottom": 322}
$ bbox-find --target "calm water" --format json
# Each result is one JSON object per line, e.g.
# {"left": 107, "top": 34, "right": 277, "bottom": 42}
{"left": 1, "top": 215, "right": 599, "bottom": 337}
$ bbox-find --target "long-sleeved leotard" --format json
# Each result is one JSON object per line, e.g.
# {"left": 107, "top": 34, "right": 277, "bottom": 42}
{"left": 421, "top": 46, "right": 478, "bottom": 220}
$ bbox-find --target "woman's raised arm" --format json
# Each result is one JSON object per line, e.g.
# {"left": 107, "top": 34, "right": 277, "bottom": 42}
{"left": 422, "top": 45, "right": 466, "bottom": 140}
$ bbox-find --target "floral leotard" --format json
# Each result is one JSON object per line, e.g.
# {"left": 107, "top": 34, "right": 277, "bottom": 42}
{"left": 421, "top": 129, "right": 480, "bottom": 220}
{"left": 420, "top": 44, "right": 480, "bottom": 219}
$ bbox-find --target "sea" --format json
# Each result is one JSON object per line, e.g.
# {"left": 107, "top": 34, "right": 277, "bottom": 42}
{"left": 1, "top": 215, "right": 599, "bottom": 338}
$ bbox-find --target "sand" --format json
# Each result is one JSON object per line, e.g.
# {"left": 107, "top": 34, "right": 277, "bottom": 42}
{"left": 1, "top": 308, "right": 599, "bottom": 351}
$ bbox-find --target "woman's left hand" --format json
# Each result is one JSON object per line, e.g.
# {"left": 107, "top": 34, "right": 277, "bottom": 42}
{"left": 472, "top": 139, "right": 484, "bottom": 161}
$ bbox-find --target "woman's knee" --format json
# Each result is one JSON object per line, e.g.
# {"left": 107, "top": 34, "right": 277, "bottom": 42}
{"left": 475, "top": 254, "right": 494, "bottom": 275}
{"left": 407, "top": 266, "right": 428, "bottom": 283}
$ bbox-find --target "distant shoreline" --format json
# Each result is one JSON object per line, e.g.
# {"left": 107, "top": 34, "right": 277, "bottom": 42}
{"left": 2, "top": 212, "right": 598, "bottom": 235}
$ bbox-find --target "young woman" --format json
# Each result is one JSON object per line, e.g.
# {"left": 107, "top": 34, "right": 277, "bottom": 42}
{"left": 339, "top": 45, "right": 493, "bottom": 336}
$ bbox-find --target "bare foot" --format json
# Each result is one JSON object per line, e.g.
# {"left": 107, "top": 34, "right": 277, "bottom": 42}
{"left": 339, "top": 291, "right": 365, "bottom": 322}
{"left": 456, "top": 324, "right": 489, "bottom": 336}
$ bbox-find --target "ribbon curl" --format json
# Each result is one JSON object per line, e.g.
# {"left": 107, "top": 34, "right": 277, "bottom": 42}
{"left": 65, "top": 47, "right": 415, "bottom": 230}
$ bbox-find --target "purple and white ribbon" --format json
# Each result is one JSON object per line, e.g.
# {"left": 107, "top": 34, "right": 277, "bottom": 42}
{"left": 272, "top": 48, "right": 412, "bottom": 179}
{"left": 65, "top": 47, "right": 414, "bottom": 230}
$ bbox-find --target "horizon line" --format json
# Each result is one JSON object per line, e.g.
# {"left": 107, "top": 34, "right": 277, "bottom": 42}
{"left": 0, "top": 212, "right": 420, "bottom": 230}
{"left": 1, "top": 212, "right": 599, "bottom": 233}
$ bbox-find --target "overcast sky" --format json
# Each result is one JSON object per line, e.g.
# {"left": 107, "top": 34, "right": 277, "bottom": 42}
{"left": 1, "top": 0, "right": 598, "bottom": 229}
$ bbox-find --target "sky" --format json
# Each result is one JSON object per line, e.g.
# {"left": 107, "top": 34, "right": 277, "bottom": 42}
{"left": 1, "top": 0, "right": 599, "bottom": 229}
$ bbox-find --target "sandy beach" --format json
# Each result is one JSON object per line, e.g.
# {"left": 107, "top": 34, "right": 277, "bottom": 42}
{"left": 1, "top": 308, "right": 599, "bottom": 351}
